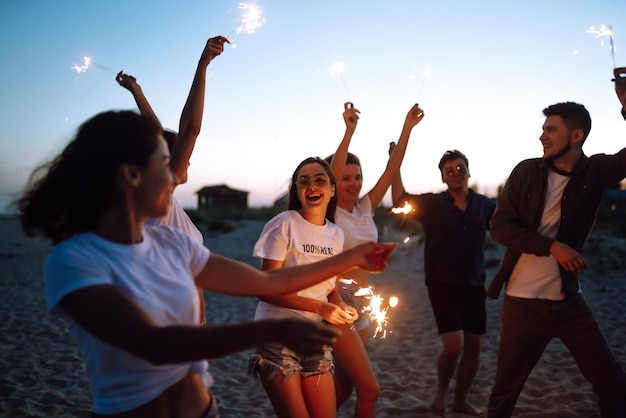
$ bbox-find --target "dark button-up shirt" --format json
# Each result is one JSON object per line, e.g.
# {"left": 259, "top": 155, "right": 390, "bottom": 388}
{"left": 399, "top": 189, "right": 496, "bottom": 286}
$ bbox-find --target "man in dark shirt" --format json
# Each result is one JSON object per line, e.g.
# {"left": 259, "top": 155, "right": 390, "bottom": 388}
{"left": 487, "top": 68, "right": 626, "bottom": 417}
{"left": 391, "top": 147, "right": 495, "bottom": 417}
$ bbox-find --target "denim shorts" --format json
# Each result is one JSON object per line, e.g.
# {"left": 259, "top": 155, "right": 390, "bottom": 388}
{"left": 338, "top": 280, "right": 372, "bottom": 332}
{"left": 248, "top": 341, "right": 333, "bottom": 381}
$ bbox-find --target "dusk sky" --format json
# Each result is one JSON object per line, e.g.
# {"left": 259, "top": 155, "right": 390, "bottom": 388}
{"left": 1, "top": 1, "right": 625, "bottom": 213}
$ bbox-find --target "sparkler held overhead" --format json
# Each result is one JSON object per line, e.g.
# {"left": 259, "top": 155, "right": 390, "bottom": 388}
{"left": 228, "top": 2, "right": 265, "bottom": 38}
{"left": 587, "top": 24, "right": 617, "bottom": 68}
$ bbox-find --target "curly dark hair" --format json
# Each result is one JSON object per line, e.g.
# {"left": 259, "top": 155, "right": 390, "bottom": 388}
{"left": 16, "top": 110, "right": 162, "bottom": 244}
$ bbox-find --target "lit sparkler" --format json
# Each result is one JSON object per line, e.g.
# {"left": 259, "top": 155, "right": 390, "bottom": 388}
{"left": 354, "top": 284, "right": 398, "bottom": 338}
{"left": 70, "top": 56, "right": 116, "bottom": 75}
{"left": 327, "top": 61, "right": 351, "bottom": 100}
{"left": 70, "top": 56, "right": 91, "bottom": 73}
{"left": 229, "top": 3, "right": 265, "bottom": 37}
{"left": 391, "top": 201, "right": 413, "bottom": 215}
{"left": 587, "top": 24, "right": 616, "bottom": 68}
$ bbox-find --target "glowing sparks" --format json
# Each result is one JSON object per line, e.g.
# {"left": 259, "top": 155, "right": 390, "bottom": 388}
{"left": 354, "top": 285, "right": 398, "bottom": 339}
{"left": 587, "top": 24, "right": 616, "bottom": 67}
{"left": 327, "top": 61, "right": 345, "bottom": 76}
{"left": 391, "top": 201, "right": 413, "bottom": 215}
{"left": 234, "top": 3, "right": 265, "bottom": 35}
{"left": 403, "top": 237, "right": 410, "bottom": 244}
{"left": 70, "top": 56, "right": 91, "bottom": 73}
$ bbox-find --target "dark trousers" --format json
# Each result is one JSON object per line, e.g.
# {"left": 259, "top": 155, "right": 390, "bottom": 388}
{"left": 488, "top": 295, "right": 626, "bottom": 417}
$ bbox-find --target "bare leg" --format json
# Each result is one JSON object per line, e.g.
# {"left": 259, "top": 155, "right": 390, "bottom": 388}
{"left": 452, "top": 331, "right": 484, "bottom": 417}
{"left": 432, "top": 330, "right": 463, "bottom": 416}
{"left": 302, "top": 371, "right": 338, "bottom": 418}
{"left": 332, "top": 324, "right": 379, "bottom": 418}
{"left": 260, "top": 369, "right": 310, "bottom": 418}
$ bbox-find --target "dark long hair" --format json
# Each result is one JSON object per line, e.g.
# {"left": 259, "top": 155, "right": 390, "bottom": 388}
{"left": 16, "top": 110, "right": 162, "bottom": 244}
{"left": 287, "top": 157, "right": 338, "bottom": 223}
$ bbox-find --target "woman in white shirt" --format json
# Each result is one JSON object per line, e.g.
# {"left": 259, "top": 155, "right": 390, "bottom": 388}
{"left": 15, "top": 110, "right": 396, "bottom": 417}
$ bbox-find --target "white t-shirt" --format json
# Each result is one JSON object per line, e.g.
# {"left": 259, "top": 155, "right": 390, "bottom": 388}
{"left": 45, "top": 225, "right": 212, "bottom": 415}
{"left": 148, "top": 196, "right": 203, "bottom": 244}
{"left": 253, "top": 210, "right": 344, "bottom": 322}
{"left": 506, "top": 169, "right": 570, "bottom": 300}
{"left": 334, "top": 194, "right": 378, "bottom": 251}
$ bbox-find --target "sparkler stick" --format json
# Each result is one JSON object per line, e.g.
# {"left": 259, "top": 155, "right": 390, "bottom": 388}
{"left": 587, "top": 24, "right": 617, "bottom": 68}
{"left": 327, "top": 61, "right": 351, "bottom": 100}
{"left": 417, "top": 66, "right": 431, "bottom": 101}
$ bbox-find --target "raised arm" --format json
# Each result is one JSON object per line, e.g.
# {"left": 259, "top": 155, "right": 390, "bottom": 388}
{"left": 170, "top": 35, "right": 230, "bottom": 181}
{"left": 329, "top": 102, "right": 361, "bottom": 180}
{"left": 195, "top": 241, "right": 396, "bottom": 297}
{"left": 614, "top": 67, "right": 626, "bottom": 114}
{"left": 116, "top": 71, "right": 162, "bottom": 129}
{"left": 388, "top": 141, "right": 407, "bottom": 206}
{"left": 366, "top": 104, "right": 424, "bottom": 209}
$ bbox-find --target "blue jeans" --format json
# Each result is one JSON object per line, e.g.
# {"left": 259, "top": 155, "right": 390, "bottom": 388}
{"left": 488, "top": 294, "right": 626, "bottom": 417}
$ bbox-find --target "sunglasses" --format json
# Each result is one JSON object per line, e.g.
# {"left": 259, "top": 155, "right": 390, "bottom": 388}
{"left": 443, "top": 165, "right": 467, "bottom": 177}
{"left": 296, "top": 176, "right": 330, "bottom": 188}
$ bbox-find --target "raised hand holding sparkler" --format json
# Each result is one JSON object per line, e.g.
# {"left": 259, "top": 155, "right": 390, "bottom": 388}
{"left": 613, "top": 67, "right": 626, "bottom": 110}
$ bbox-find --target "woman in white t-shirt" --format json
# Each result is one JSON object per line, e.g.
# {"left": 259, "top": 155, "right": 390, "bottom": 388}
{"left": 116, "top": 36, "right": 229, "bottom": 323}
{"left": 249, "top": 157, "right": 359, "bottom": 418}
{"left": 325, "top": 102, "right": 425, "bottom": 417}
{"left": 15, "top": 110, "right": 397, "bottom": 417}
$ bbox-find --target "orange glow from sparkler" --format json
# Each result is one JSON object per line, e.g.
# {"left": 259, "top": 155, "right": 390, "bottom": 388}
{"left": 391, "top": 201, "right": 413, "bottom": 215}
{"left": 235, "top": 3, "right": 265, "bottom": 35}
{"left": 354, "top": 285, "right": 397, "bottom": 339}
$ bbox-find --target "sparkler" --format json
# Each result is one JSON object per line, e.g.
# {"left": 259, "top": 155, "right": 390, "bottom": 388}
{"left": 391, "top": 201, "right": 413, "bottom": 215}
{"left": 327, "top": 61, "right": 351, "bottom": 100}
{"left": 228, "top": 3, "right": 265, "bottom": 38}
{"left": 70, "top": 56, "right": 116, "bottom": 75}
{"left": 586, "top": 24, "right": 616, "bottom": 68}
{"left": 418, "top": 66, "right": 431, "bottom": 100}
{"left": 353, "top": 284, "right": 398, "bottom": 339}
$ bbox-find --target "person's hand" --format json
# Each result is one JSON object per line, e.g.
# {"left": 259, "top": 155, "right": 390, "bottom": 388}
{"left": 272, "top": 318, "right": 341, "bottom": 355}
{"left": 343, "top": 102, "right": 361, "bottom": 131}
{"left": 404, "top": 103, "right": 425, "bottom": 129}
{"left": 613, "top": 67, "right": 626, "bottom": 110}
{"left": 351, "top": 241, "right": 398, "bottom": 273}
{"left": 318, "top": 302, "right": 357, "bottom": 325}
{"left": 550, "top": 240, "right": 587, "bottom": 275}
{"left": 388, "top": 141, "right": 396, "bottom": 156}
{"left": 200, "top": 36, "right": 231, "bottom": 64}
{"left": 116, "top": 71, "right": 140, "bottom": 93}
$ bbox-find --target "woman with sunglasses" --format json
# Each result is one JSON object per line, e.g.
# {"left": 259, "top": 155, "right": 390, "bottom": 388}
{"left": 249, "top": 156, "right": 387, "bottom": 418}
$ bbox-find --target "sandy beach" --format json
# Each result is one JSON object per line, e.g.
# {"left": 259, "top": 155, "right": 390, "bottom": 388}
{"left": 1, "top": 214, "right": 624, "bottom": 417}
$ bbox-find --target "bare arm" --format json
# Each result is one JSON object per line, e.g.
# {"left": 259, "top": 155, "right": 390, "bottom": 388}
{"left": 388, "top": 141, "right": 407, "bottom": 206}
{"left": 116, "top": 71, "right": 162, "bottom": 128}
{"left": 58, "top": 285, "right": 339, "bottom": 364}
{"left": 258, "top": 259, "right": 355, "bottom": 325}
{"left": 170, "top": 36, "right": 231, "bottom": 181}
{"left": 329, "top": 102, "right": 361, "bottom": 180}
{"left": 195, "top": 241, "right": 397, "bottom": 297}
{"left": 365, "top": 104, "right": 424, "bottom": 210}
